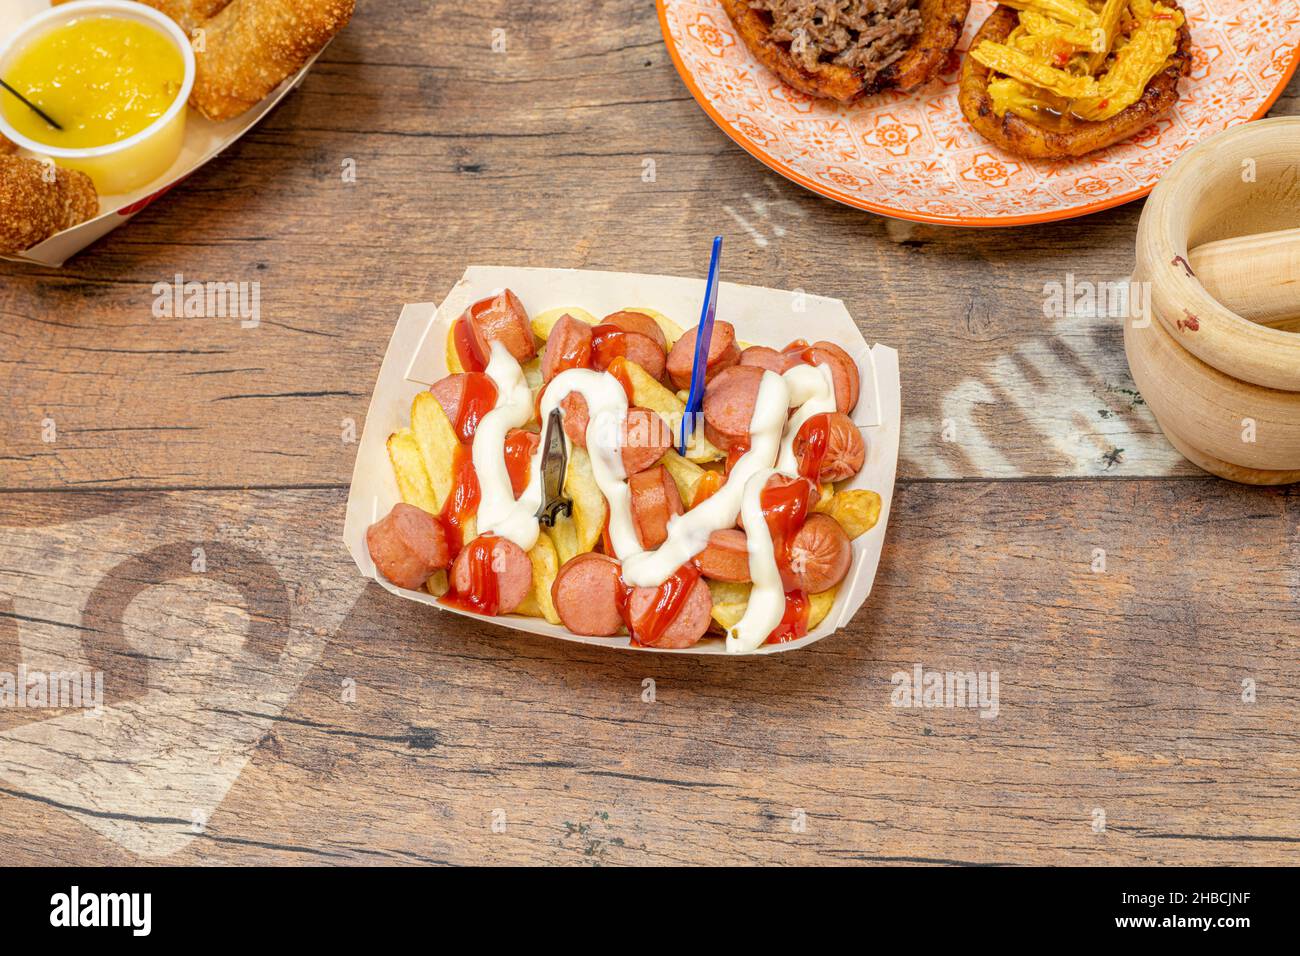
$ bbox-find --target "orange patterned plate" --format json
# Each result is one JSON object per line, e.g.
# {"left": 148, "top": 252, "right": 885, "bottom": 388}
{"left": 657, "top": 0, "right": 1300, "bottom": 226}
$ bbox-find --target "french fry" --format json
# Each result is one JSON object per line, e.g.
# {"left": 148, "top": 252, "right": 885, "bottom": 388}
{"left": 530, "top": 306, "right": 598, "bottom": 343}
{"left": 515, "top": 532, "right": 561, "bottom": 624}
{"left": 807, "top": 587, "right": 837, "bottom": 630}
{"left": 816, "top": 489, "right": 882, "bottom": 540}
{"left": 522, "top": 357, "right": 543, "bottom": 392}
{"left": 706, "top": 580, "right": 751, "bottom": 632}
{"left": 410, "top": 391, "right": 458, "bottom": 511}
{"left": 565, "top": 445, "right": 606, "bottom": 556}
{"left": 386, "top": 428, "right": 438, "bottom": 514}
{"left": 424, "top": 569, "right": 449, "bottom": 598}
{"left": 706, "top": 581, "right": 839, "bottom": 635}
{"left": 548, "top": 515, "right": 581, "bottom": 567}
{"left": 445, "top": 328, "right": 464, "bottom": 374}
{"left": 661, "top": 450, "right": 708, "bottom": 505}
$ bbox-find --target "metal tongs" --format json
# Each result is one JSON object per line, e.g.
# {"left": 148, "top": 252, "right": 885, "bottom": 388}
{"left": 534, "top": 406, "right": 572, "bottom": 527}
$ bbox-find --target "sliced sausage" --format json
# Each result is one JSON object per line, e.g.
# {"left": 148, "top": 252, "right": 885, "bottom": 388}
{"left": 464, "top": 288, "right": 536, "bottom": 364}
{"left": 702, "top": 364, "right": 765, "bottom": 451}
{"left": 366, "top": 503, "right": 450, "bottom": 590}
{"left": 808, "top": 341, "right": 860, "bottom": 415}
{"left": 429, "top": 373, "right": 469, "bottom": 427}
{"left": 593, "top": 328, "right": 665, "bottom": 382}
{"left": 793, "top": 411, "right": 866, "bottom": 483}
{"left": 541, "top": 312, "right": 593, "bottom": 383}
{"left": 552, "top": 552, "right": 625, "bottom": 636}
{"left": 450, "top": 534, "right": 532, "bottom": 615}
{"left": 629, "top": 464, "right": 684, "bottom": 549}
{"left": 788, "top": 513, "right": 852, "bottom": 594}
{"left": 620, "top": 406, "right": 672, "bottom": 475}
{"left": 666, "top": 320, "right": 740, "bottom": 390}
{"left": 627, "top": 574, "right": 713, "bottom": 649}
{"left": 695, "top": 528, "right": 750, "bottom": 583}
{"left": 739, "top": 345, "right": 793, "bottom": 374}
{"left": 601, "top": 310, "right": 667, "bottom": 353}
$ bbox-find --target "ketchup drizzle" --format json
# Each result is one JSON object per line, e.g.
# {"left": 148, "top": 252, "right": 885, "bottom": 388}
{"left": 759, "top": 475, "right": 816, "bottom": 598}
{"left": 623, "top": 564, "right": 701, "bottom": 647}
{"left": 436, "top": 443, "right": 481, "bottom": 558}
{"left": 503, "top": 430, "right": 535, "bottom": 498}
{"left": 452, "top": 316, "right": 487, "bottom": 374}
{"left": 454, "top": 372, "right": 499, "bottom": 444}
{"left": 439, "top": 533, "right": 501, "bottom": 615}
{"left": 590, "top": 324, "right": 628, "bottom": 370}
{"left": 794, "top": 413, "right": 830, "bottom": 483}
{"left": 766, "top": 590, "right": 810, "bottom": 644}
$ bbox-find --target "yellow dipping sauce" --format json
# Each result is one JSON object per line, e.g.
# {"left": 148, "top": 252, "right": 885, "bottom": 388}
{"left": 3, "top": 15, "right": 184, "bottom": 149}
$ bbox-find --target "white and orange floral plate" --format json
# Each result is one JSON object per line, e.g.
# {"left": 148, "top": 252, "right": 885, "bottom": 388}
{"left": 657, "top": 0, "right": 1300, "bottom": 226}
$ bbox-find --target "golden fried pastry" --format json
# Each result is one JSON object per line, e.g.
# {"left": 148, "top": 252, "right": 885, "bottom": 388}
{"left": 721, "top": 0, "right": 970, "bottom": 102}
{"left": 190, "top": 0, "right": 355, "bottom": 121}
{"left": 0, "top": 156, "right": 99, "bottom": 254}
{"left": 0, "top": 134, "right": 17, "bottom": 156}
{"left": 958, "top": 1, "right": 1192, "bottom": 159}
{"left": 145, "top": 1, "right": 235, "bottom": 34}
{"left": 55, "top": 1, "right": 232, "bottom": 34}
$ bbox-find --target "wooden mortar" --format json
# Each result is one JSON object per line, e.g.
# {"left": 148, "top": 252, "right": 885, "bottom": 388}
{"left": 1127, "top": 117, "right": 1300, "bottom": 485}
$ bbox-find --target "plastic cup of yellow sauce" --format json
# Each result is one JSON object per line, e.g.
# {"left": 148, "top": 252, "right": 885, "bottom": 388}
{"left": 0, "top": 1, "right": 195, "bottom": 196}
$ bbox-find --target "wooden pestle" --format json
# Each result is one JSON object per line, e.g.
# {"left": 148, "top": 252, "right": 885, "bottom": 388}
{"left": 1188, "top": 226, "right": 1300, "bottom": 333}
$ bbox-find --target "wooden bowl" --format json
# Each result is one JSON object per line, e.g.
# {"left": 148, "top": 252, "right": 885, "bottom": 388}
{"left": 1128, "top": 117, "right": 1300, "bottom": 484}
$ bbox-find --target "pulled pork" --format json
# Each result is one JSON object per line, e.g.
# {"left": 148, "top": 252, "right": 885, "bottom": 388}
{"left": 750, "top": 0, "right": 923, "bottom": 85}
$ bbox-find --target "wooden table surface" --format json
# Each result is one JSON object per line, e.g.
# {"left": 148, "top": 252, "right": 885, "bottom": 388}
{"left": 1, "top": 0, "right": 1297, "bottom": 866}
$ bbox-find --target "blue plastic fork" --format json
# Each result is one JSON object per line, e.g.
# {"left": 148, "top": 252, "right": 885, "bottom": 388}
{"left": 679, "top": 235, "right": 722, "bottom": 455}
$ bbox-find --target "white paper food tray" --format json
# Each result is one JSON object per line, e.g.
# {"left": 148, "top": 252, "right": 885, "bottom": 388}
{"left": 1, "top": 0, "right": 328, "bottom": 267}
{"left": 343, "top": 266, "right": 901, "bottom": 656}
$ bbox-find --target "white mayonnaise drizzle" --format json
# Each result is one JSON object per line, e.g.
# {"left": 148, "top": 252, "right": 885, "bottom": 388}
{"left": 618, "top": 369, "right": 790, "bottom": 587}
{"left": 475, "top": 353, "right": 641, "bottom": 558}
{"left": 473, "top": 342, "right": 540, "bottom": 545}
{"left": 726, "top": 362, "right": 838, "bottom": 654}
{"left": 726, "top": 468, "right": 783, "bottom": 654}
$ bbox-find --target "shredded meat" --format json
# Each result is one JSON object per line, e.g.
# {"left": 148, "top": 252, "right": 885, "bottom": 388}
{"left": 750, "top": 0, "right": 923, "bottom": 84}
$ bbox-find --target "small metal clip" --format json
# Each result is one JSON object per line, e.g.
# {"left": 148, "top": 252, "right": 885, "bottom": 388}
{"left": 534, "top": 406, "right": 572, "bottom": 527}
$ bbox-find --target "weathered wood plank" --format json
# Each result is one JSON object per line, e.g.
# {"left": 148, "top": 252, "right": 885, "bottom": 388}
{"left": 0, "top": 481, "right": 1294, "bottom": 864}
{"left": 1, "top": 1, "right": 1294, "bottom": 488}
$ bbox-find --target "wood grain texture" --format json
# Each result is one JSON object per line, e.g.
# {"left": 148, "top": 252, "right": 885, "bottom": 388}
{"left": 0, "top": 0, "right": 1297, "bottom": 867}
{"left": 0, "top": 482, "right": 1295, "bottom": 865}
{"left": 1, "top": 1, "right": 1295, "bottom": 488}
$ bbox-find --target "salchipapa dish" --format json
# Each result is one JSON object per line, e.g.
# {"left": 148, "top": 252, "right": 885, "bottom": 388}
{"left": 364, "top": 291, "right": 883, "bottom": 653}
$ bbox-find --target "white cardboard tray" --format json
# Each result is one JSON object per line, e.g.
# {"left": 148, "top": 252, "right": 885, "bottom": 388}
{"left": 1, "top": 0, "right": 326, "bottom": 267}
{"left": 343, "top": 266, "right": 901, "bottom": 655}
